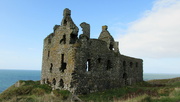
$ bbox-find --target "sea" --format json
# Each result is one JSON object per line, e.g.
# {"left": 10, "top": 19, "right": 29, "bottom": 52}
{"left": 0, "top": 69, "right": 180, "bottom": 93}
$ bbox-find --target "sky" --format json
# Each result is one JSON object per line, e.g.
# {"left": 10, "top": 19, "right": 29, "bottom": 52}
{"left": 0, "top": 0, "right": 180, "bottom": 73}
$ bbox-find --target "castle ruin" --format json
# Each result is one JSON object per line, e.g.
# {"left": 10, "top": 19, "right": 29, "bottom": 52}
{"left": 41, "top": 8, "right": 143, "bottom": 94}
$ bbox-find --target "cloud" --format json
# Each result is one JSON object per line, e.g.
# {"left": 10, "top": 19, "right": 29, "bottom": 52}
{"left": 118, "top": 0, "right": 180, "bottom": 58}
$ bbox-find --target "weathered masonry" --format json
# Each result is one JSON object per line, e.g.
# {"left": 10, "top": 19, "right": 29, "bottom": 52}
{"left": 41, "top": 8, "right": 143, "bottom": 95}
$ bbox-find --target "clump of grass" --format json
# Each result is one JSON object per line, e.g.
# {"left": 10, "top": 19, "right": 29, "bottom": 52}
{"left": 118, "top": 94, "right": 151, "bottom": 102}
{"left": 31, "top": 88, "right": 46, "bottom": 96}
{"left": 35, "top": 84, "right": 52, "bottom": 93}
{"left": 0, "top": 85, "right": 34, "bottom": 100}
{"left": 80, "top": 78, "right": 180, "bottom": 102}
{"left": 0, "top": 80, "right": 74, "bottom": 102}
{"left": 15, "top": 96, "right": 36, "bottom": 102}
{"left": 171, "top": 88, "right": 180, "bottom": 97}
{"left": 53, "top": 89, "right": 71, "bottom": 100}
{"left": 168, "top": 81, "right": 180, "bottom": 87}
{"left": 79, "top": 86, "right": 141, "bottom": 102}
{"left": 151, "top": 97, "right": 180, "bottom": 102}
{"left": 1, "top": 77, "right": 180, "bottom": 102}
{"left": 158, "top": 87, "right": 174, "bottom": 96}
{"left": 0, "top": 80, "right": 52, "bottom": 101}
{"left": 133, "top": 81, "right": 153, "bottom": 87}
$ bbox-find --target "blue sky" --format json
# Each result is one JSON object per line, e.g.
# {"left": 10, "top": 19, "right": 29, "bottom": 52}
{"left": 0, "top": 0, "right": 180, "bottom": 73}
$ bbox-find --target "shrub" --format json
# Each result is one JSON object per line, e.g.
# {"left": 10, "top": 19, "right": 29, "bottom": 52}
{"left": 15, "top": 96, "right": 36, "bottom": 102}
{"left": 31, "top": 88, "right": 46, "bottom": 96}
{"left": 15, "top": 86, "right": 33, "bottom": 95}
{"left": 158, "top": 88, "right": 173, "bottom": 96}
{"left": 53, "top": 89, "right": 71, "bottom": 100}
{"left": 170, "top": 88, "right": 180, "bottom": 97}
{"left": 36, "top": 84, "right": 52, "bottom": 93}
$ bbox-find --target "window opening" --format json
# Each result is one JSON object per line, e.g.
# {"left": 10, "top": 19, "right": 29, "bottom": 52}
{"left": 70, "top": 34, "right": 77, "bottom": 44}
{"left": 106, "top": 60, "right": 112, "bottom": 70}
{"left": 60, "top": 54, "right": 67, "bottom": 72}
{"left": 61, "top": 63, "right": 67, "bottom": 72}
{"left": 60, "top": 34, "right": 66, "bottom": 44}
{"left": 123, "top": 73, "right": 128, "bottom": 85}
{"left": 98, "top": 58, "right": 101, "bottom": 63}
{"left": 61, "top": 54, "right": 64, "bottom": 62}
{"left": 63, "top": 20, "right": 67, "bottom": 26}
{"left": 123, "top": 61, "right": 126, "bottom": 71}
{"left": 46, "top": 78, "right": 50, "bottom": 84}
{"left": 109, "top": 44, "right": 114, "bottom": 50}
{"left": 53, "top": 78, "right": 56, "bottom": 85}
{"left": 59, "top": 79, "right": 64, "bottom": 88}
{"left": 86, "top": 59, "right": 91, "bottom": 71}
{"left": 48, "top": 51, "right": 50, "bottom": 58}
{"left": 130, "top": 62, "right": 133, "bottom": 68}
{"left": 50, "top": 63, "right": 53, "bottom": 73}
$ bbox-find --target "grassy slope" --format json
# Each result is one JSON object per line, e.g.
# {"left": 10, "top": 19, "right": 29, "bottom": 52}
{"left": 0, "top": 80, "right": 72, "bottom": 102}
{"left": 0, "top": 77, "right": 180, "bottom": 102}
{"left": 80, "top": 77, "right": 180, "bottom": 102}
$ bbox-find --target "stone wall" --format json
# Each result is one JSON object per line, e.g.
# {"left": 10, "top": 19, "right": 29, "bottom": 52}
{"left": 41, "top": 8, "right": 143, "bottom": 95}
{"left": 71, "top": 34, "right": 143, "bottom": 94}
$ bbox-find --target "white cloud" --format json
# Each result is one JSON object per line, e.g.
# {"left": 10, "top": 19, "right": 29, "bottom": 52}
{"left": 118, "top": 0, "right": 180, "bottom": 58}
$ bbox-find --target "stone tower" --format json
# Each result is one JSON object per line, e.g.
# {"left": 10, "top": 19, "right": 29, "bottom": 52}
{"left": 41, "top": 8, "right": 143, "bottom": 95}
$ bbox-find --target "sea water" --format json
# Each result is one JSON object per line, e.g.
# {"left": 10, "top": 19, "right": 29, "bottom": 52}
{"left": 0, "top": 69, "right": 180, "bottom": 93}
{"left": 0, "top": 69, "right": 40, "bottom": 93}
{"left": 143, "top": 73, "right": 180, "bottom": 81}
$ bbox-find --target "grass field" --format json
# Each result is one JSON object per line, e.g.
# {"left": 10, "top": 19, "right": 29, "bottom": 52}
{"left": 80, "top": 78, "right": 180, "bottom": 102}
{"left": 0, "top": 77, "right": 180, "bottom": 102}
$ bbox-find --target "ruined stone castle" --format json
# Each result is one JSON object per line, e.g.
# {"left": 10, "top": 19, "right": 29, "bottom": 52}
{"left": 41, "top": 8, "right": 143, "bottom": 94}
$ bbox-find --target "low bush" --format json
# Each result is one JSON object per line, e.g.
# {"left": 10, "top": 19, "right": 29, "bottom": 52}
{"left": 53, "top": 89, "right": 71, "bottom": 100}
{"left": 31, "top": 88, "right": 46, "bottom": 96}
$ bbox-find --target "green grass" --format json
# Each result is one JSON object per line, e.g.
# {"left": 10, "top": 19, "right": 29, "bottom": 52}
{"left": 0, "top": 80, "right": 57, "bottom": 102}
{"left": 53, "top": 89, "right": 71, "bottom": 100}
{"left": 80, "top": 78, "right": 180, "bottom": 102}
{"left": 1, "top": 77, "right": 180, "bottom": 102}
{"left": 79, "top": 86, "right": 140, "bottom": 102}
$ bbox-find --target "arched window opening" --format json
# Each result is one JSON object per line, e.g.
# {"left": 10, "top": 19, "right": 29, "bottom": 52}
{"left": 106, "top": 60, "right": 112, "bottom": 70}
{"left": 60, "top": 54, "right": 67, "bottom": 72}
{"left": 59, "top": 79, "right": 64, "bottom": 88}
{"left": 123, "top": 73, "right": 128, "bottom": 85}
{"left": 50, "top": 63, "right": 53, "bottom": 73}
{"left": 60, "top": 34, "right": 66, "bottom": 44}
{"left": 53, "top": 78, "right": 56, "bottom": 85}
{"left": 130, "top": 62, "right": 133, "bottom": 68}
{"left": 46, "top": 78, "right": 50, "bottom": 84}
{"left": 86, "top": 59, "right": 91, "bottom": 71}
{"left": 98, "top": 58, "right": 101, "bottom": 63}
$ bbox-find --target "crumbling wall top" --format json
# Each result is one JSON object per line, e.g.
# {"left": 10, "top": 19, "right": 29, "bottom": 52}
{"left": 61, "top": 8, "right": 79, "bottom": 35}
{"left": 80, "top": 22, "right": 90, "bottom": 38}
{"left": 63, "top": 8, "right": 71, "bottom": 17}
{"left": 98, "top": 25, "right": 114, "bottom": 44}
{"left": 102, "top": 25, "right": 108, "bottom": 31}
